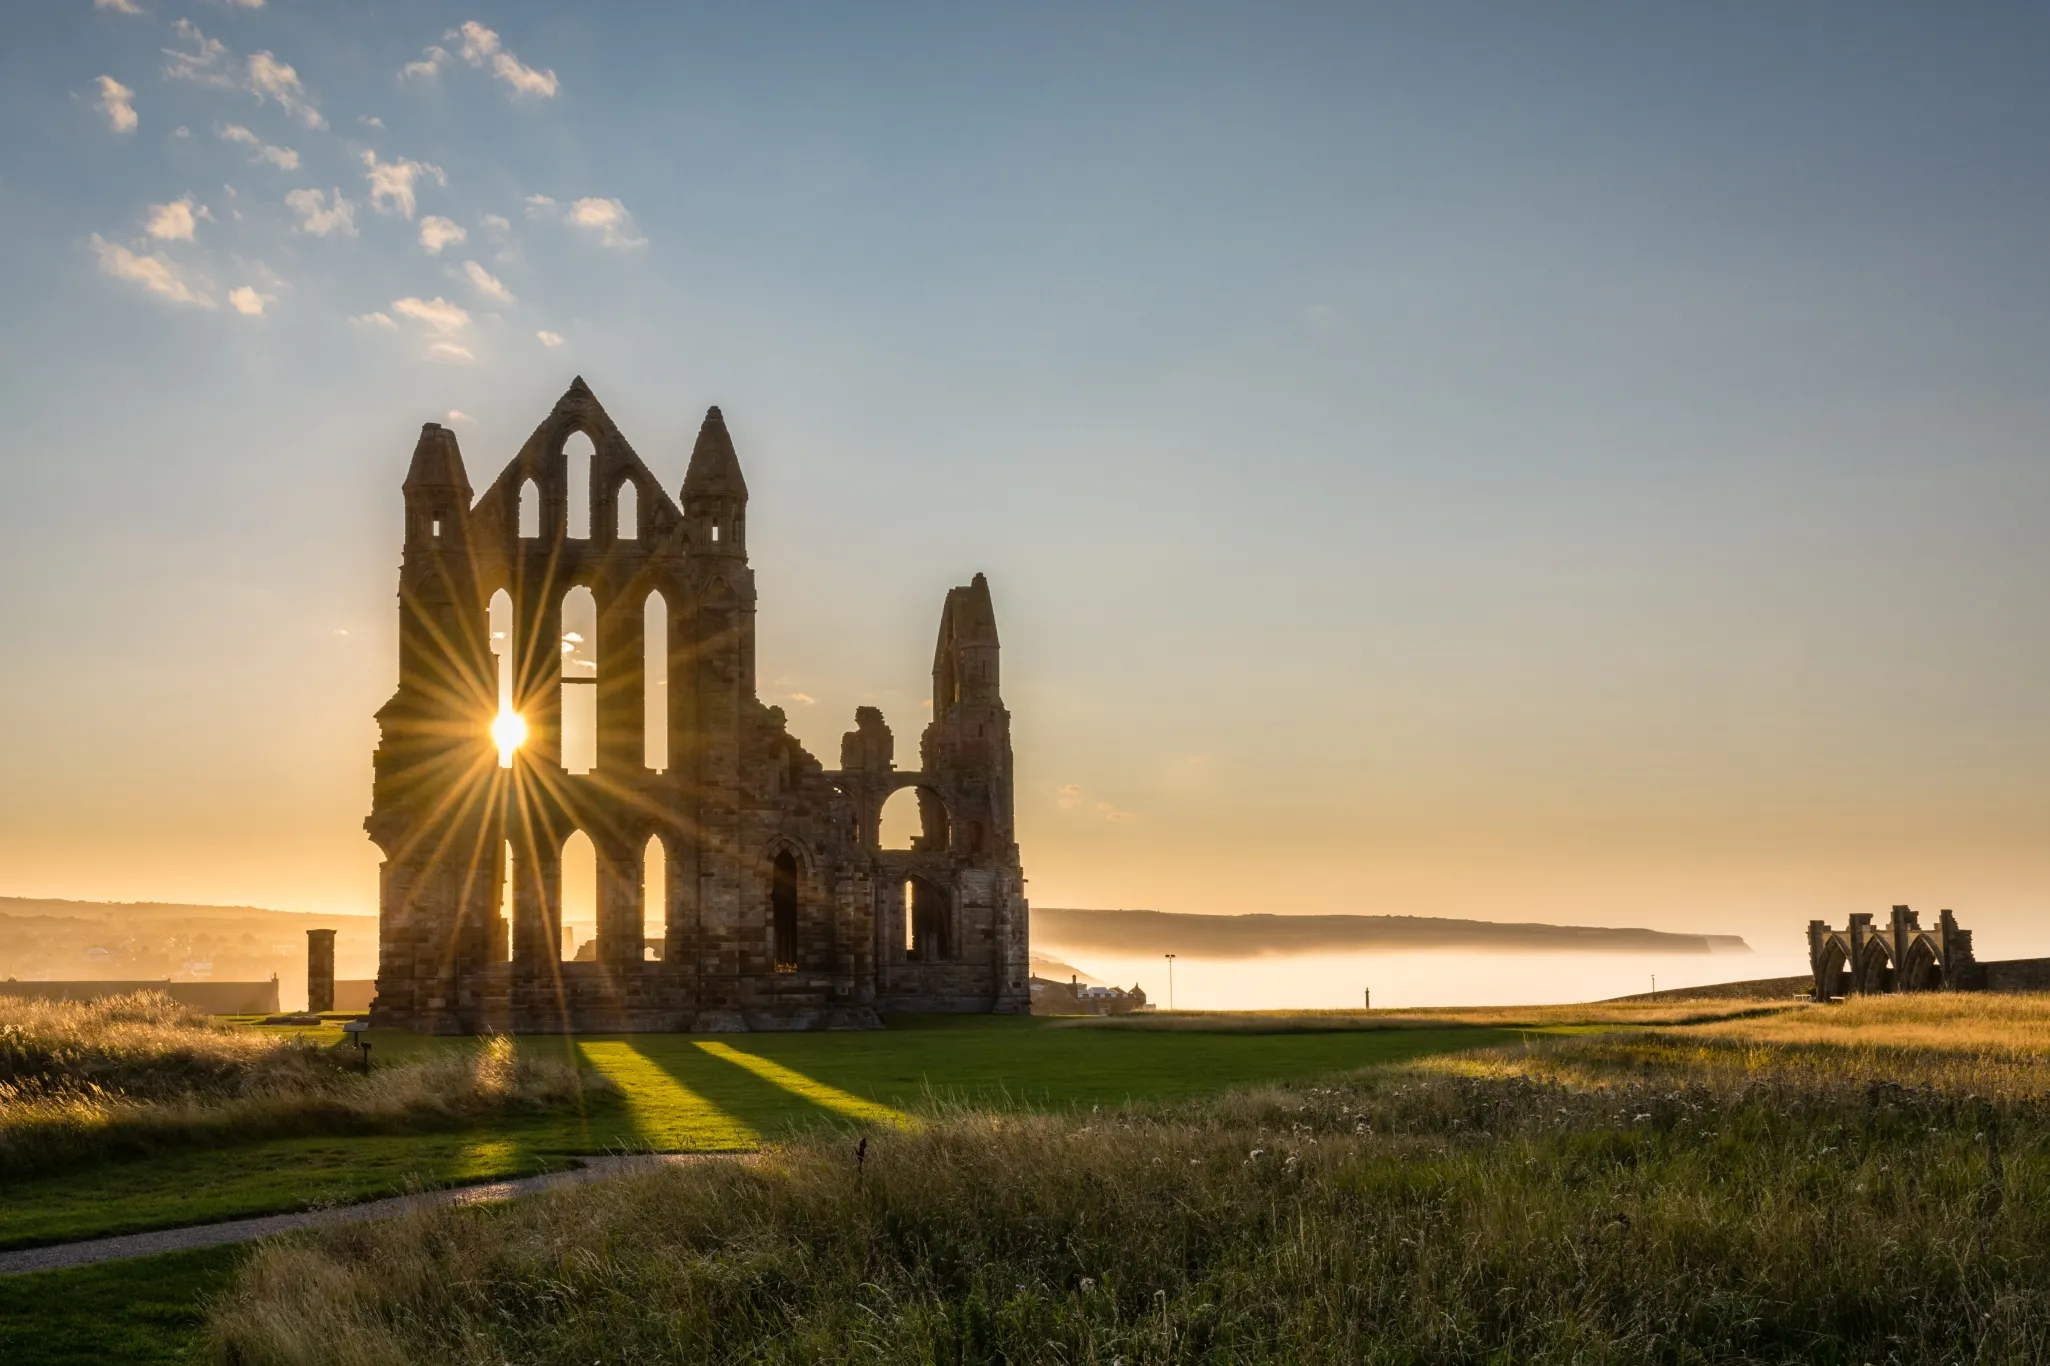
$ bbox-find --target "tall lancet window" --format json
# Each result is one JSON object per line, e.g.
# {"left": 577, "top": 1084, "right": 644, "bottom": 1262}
{"left": 565, "top": 432, "right": 594, "bottom": 540}
{"left": 560, "top": 586, "right": 597, "bottom": 774}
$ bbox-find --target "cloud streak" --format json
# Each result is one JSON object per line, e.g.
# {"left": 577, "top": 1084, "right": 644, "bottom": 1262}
{"left": 217, "top": 124, "right": 297, "bottom": 170}
{"left": 92, "top": 235, "right": 213, "bottom": 307}
{"left": 462, "top": 260, "right": 514, "bottom": 304}
{"left": 392, "top": 296, "right": 471, "bottom": 334}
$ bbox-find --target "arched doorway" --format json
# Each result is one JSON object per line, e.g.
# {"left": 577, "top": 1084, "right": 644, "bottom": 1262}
{"left": 1854, "top": 940, "right": 1893, "bottom": 996}
{"left": 1900, "top": 939, "right": 1943, "bottom": 992}
{"left": 1813, "top": 939, "right": 1848, "bottom": 1000}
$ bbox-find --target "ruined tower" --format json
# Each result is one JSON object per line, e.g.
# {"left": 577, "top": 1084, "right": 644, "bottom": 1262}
{"left": 365, "top": 380, "right": 1031, "bottom": 1032}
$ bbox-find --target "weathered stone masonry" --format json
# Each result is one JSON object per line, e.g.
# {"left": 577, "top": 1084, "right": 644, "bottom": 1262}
{"left": 366, "top": 379, "right": 1030, "bottom": 1032}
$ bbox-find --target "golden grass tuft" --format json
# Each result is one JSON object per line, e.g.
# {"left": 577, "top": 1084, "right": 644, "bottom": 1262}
{"left": 0, "top": 995, "right": 602, "bottom": 1178}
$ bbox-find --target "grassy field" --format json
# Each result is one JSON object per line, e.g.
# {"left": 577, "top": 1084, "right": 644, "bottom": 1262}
{"left": 200, "top": 995, "right": 2050, "bottom": 1365}
{"left": 2, "top": 1011, "right": 1530, "bottom": 1365}
{"left": 14, "top": 996, "right": 2043, "bottom": 1364}
{"left": 0, "top": 1014, "right": 1520, "bottom": 1248}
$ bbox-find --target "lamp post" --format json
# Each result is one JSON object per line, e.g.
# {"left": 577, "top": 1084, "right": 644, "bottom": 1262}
{"left": 1164, "top": 953, "right": 1176, "bottom": 1011}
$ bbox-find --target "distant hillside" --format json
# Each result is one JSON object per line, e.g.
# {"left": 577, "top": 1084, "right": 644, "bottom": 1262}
{"left": 0, "top": 898, "right": 376, "bottom": 1003}
{"left": 1032, "top": 909, "right": 1751, "bottom": 958}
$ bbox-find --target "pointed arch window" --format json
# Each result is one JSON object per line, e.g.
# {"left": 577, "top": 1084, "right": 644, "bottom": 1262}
{"left": 643, "top": 836, "right": 666, "bottom": 961}
{"left": 560, "top": 586, "right": 597, "bottom": 774}
{"left": 561, "top": 830, "right": 595, "bottom": 962}
{"left": 565, "top": 432, "right": 594, "bottom": 539}
{"left": 643, "top": 590, "right": 667, "bottom": 771}
{"left": 518, "top": 479, "right": 541, "bottom": 539}
{"left": 616, "top": 481, "right": 639, "bottom": 541}
{"left": 488, "top": 589, "right": 516, "bottom": 767}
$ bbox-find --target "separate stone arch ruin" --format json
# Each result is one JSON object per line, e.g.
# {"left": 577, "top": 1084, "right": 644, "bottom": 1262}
{"left": 1808, "top": 907, "right": 1981, "bottom": 1002}
{"left": 366, "top": 378, "right": 1030, "bottom": 1032}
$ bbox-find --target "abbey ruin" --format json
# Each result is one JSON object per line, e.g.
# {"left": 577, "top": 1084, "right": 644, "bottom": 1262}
{"left": 366, "top": 379, "right": 1029, "bottom": 1032}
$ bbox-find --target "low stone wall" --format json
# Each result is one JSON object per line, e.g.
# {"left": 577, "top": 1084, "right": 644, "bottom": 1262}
{"left": 1606, "top": 974, "right": 1812, "bottom": 1004}
{"left": 1982, "top": 957, "right": 2050, "bottom": 992}
{"left": 0, "top": 979, "right": 281, "bottom": 1014}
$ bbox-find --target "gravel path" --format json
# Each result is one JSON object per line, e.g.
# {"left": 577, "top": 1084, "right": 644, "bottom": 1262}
{"left": 0, "top": 1153, "right": 725, "bottom": 1277}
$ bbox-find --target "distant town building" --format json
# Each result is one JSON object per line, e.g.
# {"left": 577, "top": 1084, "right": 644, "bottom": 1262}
{"left": 1029, "top": 975, "right": 1149, "bottom": 1016}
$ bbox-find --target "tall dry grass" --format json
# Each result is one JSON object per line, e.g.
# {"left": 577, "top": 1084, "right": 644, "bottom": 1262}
{"left": 0, "top": 993, "right": 600, "bottom": 1178}
{"left": 207, "top": 997, "right": 2050, "bottom": 1365}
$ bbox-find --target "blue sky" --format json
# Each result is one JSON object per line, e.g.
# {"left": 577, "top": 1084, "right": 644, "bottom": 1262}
{"left": 3, "top": 2, "right": 2048, "bottom": 958}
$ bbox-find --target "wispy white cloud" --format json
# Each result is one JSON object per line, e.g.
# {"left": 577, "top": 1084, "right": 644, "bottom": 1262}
{"left": 567, "top": 197, "right": 646, "bottom": 249}
{"left": 535, "top": 329, "right": 564, "bottom": 348}
{"left": 360, "top": 150, "right": 444, "bottom": 219}
{"left": 529, "top": 194, "right": 646, "bottom": 249}
{"left": 462, "top": 259, "right": 514, "bottom": 303}
{"left": 350, "top": 310, "right": 396, "bottom": 329}
{"left": 445, "top": 409, "right": 472, "bottom": 424}
{"left": 164, "top": 23, "right": 322, "bottom": 127}
{"left": 285, "top": 187, "right": 356, "bottom": 237}
{"left": 216, "top": 124, "right": 297, "bottom": 170}
{"left": 228, "top": 284, "right": 273, "bottom": 316}
{"left": 392, "top": 295, "right": 471, "bottom": 334}
{"left": 172, "top": 125, "right": 190, "bottom": 138}
{"left": 426, "top": 340, "right": 474, "bottom": 362}
{"left": 402, "top": 45, "right": 450, "bottom": 81}
{"left": 144, "top": 196, "right": 208, "bottom": 241}
{"left": 1055, "top": 784, "right": 1082, "bottom": 810}
{"left": 221, "top": 0, "right": 266, "bottom": 8}
{"left": 359, "top": 114, "right": 384, "bottom": 129}
{"left": 96, "top": 0, "right": 145, "bottom": 14}
{"left": 246, "top": 51, "right": 323, "bottom": 128}
{"left": 454, "top": 21, "right": 559, "bottom": 97}
{"left": 418, "top": 215, "right": 466, "bottom": 254}
{"left": 163, "top": 21, "right": 233, "bottom": 88}
{"left": 95, "top": 76, "right": 139, "bottom": 133}
{"left": 91, "top": 234, "right": 213, "bottom": 307}
{"left": 406, "top": 23, "right": 558, "bottom": 96}
{"left": 480, "top": 213, "right": 511, "bottom": 235}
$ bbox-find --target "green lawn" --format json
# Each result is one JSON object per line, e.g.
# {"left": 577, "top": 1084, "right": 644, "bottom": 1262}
{"left": 0, "top": 1246, "right": 244, "bottom": 1366}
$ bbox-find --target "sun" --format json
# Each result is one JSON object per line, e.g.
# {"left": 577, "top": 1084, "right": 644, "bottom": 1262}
{"left": 491, "top": 708, "right": 528, "bottom": 767}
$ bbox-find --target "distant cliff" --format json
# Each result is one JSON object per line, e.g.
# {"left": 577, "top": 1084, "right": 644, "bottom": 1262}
{"left": 1032, "top": 909, "right": 1751, "bottom": 958}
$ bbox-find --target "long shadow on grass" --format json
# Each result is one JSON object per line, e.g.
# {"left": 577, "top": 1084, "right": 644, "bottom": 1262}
{"left": 585, "top": 1037, "right": 905, "bottom": 1149}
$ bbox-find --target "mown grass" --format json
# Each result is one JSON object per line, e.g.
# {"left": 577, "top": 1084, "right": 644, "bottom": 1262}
{"left": 206, "top": 995, "right": 2050, "bottom": 1365}
{"left": 0, "top": 1245, "right": 244, "bottom": 1366}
